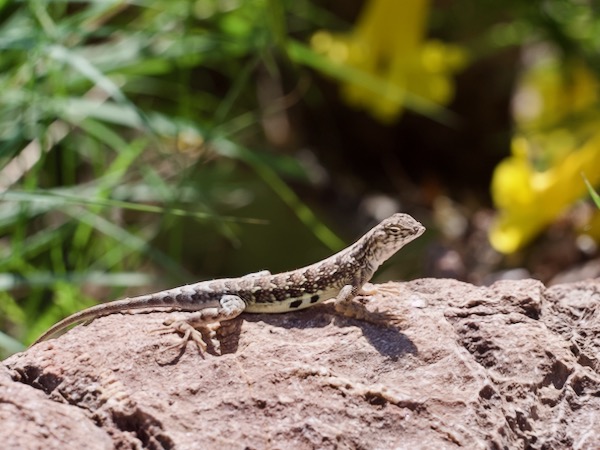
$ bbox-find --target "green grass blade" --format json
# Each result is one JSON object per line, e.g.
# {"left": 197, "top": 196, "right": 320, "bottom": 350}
{"left": 583, "top": 173, "right": 600, "bottom": 209}
{"left": 213, "top": 138, "right": 345, "bottom": 251}
{"left": 1, "top": 190, "right": 267, "bottom": 224}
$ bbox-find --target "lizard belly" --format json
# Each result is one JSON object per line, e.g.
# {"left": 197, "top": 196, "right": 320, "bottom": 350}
{"left": 244, "top": 287, "right": 339, "bottom": 313}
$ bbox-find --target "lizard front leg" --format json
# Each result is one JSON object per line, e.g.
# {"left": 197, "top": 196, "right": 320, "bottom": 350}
{"left": 158, "top": 295, "right": 246, "bottom": 354}
{"left": 333, "top": 285, "right": 366, "bottom": 319}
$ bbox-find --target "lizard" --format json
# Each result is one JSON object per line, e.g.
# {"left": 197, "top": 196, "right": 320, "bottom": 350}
{"left": 32, "top": 213, "right": 425, "bottom": 353}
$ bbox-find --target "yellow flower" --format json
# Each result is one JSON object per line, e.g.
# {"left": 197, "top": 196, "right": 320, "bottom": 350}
{"left": 490, "top": 60, "right": 600, "bottom": 253}
{"left": 310, "top": 0, "right": 466, "bottom": 122}
{"left": 490, "top": 135, "right": 600, "bottom": 253}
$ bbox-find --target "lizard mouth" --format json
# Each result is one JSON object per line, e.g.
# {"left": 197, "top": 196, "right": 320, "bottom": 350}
{"left": 415, "top": 223, "right": 426, "bottom": 237}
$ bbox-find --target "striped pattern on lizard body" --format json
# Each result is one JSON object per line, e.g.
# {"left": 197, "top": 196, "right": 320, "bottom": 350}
{"left": 33, "top": 213, "right": 425, "bottom": 352}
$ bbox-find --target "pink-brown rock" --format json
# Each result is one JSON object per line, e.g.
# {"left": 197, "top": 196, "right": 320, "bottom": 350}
{"left": 3, "top": 279, "right": 600, "bottom": 449}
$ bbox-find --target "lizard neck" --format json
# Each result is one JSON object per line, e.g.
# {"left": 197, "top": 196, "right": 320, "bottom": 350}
{"left": 318, "top": 232, "right": 382, "bottom": 288}
{"left": 348, "top": 234, "right": 380, "bottom": 274}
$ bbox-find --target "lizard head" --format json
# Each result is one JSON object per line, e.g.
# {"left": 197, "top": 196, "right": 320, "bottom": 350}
{"left": 361, "top": 213, "right": 426, "bottom": 269}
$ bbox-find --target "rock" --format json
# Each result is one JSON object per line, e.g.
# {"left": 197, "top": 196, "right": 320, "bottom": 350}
{"left": 3, "top": 279, "right": 600, "bottom": 449}
{"left": 0, "top": 363, "right": 112, "bottom": 449}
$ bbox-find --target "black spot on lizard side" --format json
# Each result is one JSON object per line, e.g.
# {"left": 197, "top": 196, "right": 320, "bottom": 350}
{"left": 289, "top": 299, "right": 303, "bottom": 309}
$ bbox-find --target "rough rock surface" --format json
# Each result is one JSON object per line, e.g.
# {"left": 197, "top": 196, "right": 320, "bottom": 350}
{"left": 3, "top": 278, "right": 600, "bottom": 449}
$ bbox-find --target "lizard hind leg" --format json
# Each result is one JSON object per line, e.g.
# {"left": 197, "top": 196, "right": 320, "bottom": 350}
{"left": 155, "top": 295, "right": 246, "bottom": 355}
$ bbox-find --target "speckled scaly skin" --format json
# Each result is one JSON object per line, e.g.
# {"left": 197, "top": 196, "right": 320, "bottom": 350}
{"left": 33, "top": 213, "right": 425, "bottom": 352}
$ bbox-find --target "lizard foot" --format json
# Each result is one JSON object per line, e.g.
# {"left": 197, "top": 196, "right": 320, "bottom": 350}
{"left": 150, "top": 295, "right": 244, "bottom": 356}
{"left": 152, "top": 319, "right": 220, "bottom": 355}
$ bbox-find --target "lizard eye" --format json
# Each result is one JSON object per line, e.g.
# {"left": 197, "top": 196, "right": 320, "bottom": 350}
{"left": 387, "top": 226, "right": 402, "bottom": 236}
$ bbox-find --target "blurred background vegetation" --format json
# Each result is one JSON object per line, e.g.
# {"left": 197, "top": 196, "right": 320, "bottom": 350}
{"left": 1, "top": 0, "right": 599, "bottom": 356}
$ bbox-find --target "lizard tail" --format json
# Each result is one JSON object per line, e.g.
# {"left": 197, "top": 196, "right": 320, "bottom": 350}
{"left": 30, "top": 292, "right": 180, "bottom": 346}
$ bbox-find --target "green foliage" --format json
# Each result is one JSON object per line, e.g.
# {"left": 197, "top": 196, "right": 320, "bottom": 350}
{"left": 0, "top": 0, "right": 338, "bottom": 354}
